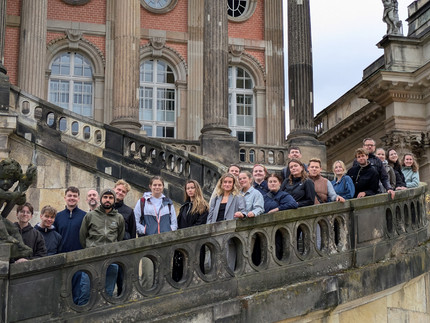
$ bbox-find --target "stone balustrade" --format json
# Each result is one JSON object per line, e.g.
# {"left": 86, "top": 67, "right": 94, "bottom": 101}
{"left": 3, "top": 185, "right": 428, "bottom": 322}
{"left": 9, "top": 86, "right": 226, "bottom": 200}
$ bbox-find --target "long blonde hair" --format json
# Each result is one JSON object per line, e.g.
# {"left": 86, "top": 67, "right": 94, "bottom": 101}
{"left": 184, "top": 180, "right": 209, "bottom": 214}
{"left": 215, "top": 173, "right": 240, "bottom": 197}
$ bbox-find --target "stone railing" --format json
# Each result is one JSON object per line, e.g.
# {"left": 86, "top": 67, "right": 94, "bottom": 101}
{"left": 237, "top": 144, "right": 288, "bottom": 166}
{"left": 9, "top": 87, "right": 226, "bottom": 201}
{"left": 2, "top": 185, "right": 427, "bottom": 322}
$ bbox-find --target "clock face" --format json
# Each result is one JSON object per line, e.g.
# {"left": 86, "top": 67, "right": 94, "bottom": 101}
{"left": 144, "top": 0, "right": 171, "bottom": 9}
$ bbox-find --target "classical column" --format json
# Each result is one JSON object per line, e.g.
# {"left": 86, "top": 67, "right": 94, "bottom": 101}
{"left": 110, "top": 0, "right": 141, "bottom": 132}
{"left": 0, "top": 0, "right": 9, "bottom": 111}
{"left": 286, "top": 0, "right": 326, "bottom": 166}
{"left": 200, "top": 0, "right": 239, "bottom": 165}
{"left": 0, "top": 0, "right": 6, "bottom": 65}
{"left": 287, "top": 0, "right": 317, "bottom": 142}
{"left": 18, "top": 0, "right": 47, "bottom": 98}
{"left": 186, "top": 0, "right": 204, "bottom": 139}
{"left": 264, "top": 0, "right": 285, "bottom": 146}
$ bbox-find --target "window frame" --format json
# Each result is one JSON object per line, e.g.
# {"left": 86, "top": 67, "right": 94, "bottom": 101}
{"left": 139, "top": 59, "right": 177, "bottom": 139}
{"left": 228, "top": 65, "right": 255, "bottom": 144}
{"left": 48, "top": 51, "right": 94, "bottom": 118}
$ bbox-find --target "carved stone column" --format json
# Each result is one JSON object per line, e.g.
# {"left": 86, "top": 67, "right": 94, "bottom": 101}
{"left": 187, "top": 0, "right": 204, "bottom": 140}
{"left": 18, "top": 0, "right": 47, "bottom": 98}
{"left": 286, "top": 0, "right": 326, "bottom": 166}
{"left": 200, "top": 0, "right": 239, "bottom": 165}
{"left": 0, "top": 0, "right": 6, "bottom": 65}
{"left": 110, "top": 0, "right": 141, "bottom": 132}
{"left": 287, "top": 0, "right": 316, "bottom": 142}
{"left": 265, "top": 0, "right": 285, "bottom": 146}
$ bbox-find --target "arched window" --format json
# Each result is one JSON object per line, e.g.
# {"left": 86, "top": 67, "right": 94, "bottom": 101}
{"left": 139, "top": 59, "right": 176, "bottom": 138}
{"left": 48, "top": 52, "right": 94, "bottom": 117}
{"left": 228, "top": 66, "right": 255, "bottom": 144}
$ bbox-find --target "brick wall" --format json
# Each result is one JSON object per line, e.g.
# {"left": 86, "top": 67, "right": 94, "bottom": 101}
{"left": 6, "top": 0, "right": 20, "bottom": 16}
{"left": 47, "top": 0, "right": 106, "bottom": 24}
{"left": 228, "top": 0, "right": 264, "bottom": 40}
{"left": 140, "top": 0, "right": 188, "bottom": 33}
{"left": 4, "top": 27, "right": 19, "bottom": 85}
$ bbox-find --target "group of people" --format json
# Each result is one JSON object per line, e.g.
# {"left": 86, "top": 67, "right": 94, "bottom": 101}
{"left": 10, "top": 137, "right": 420, "bottom": 304}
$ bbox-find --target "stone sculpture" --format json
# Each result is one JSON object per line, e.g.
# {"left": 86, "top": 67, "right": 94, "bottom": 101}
{"left": 0, "top": 159, "right": 37, "bottom": 259}
{"left": 382, "top": 0, "right": 402, "bottom": 35}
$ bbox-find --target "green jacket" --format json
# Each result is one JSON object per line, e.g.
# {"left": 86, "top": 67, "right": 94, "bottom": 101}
{"left": 79, "top": 206, "right": 125, "bottom": 248}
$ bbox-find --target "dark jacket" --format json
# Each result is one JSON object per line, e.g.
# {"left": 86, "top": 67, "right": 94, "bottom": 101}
{"left": 347, "top": 162, "right": 380, "bottom": 197}
{"left": 353, "top": 153, "right": 392, "bottom": 191}
{"left": 253, "top": 180, "right": 269, "bottom": 196}
{"left": 177, "top": 201, "right": 208, "bottom": 229}
{"left": 263, "top": 190, "right": 298, "bottom": 213}
{"left": 54, "top": 206, "right": 87, "bottom": 253}
{"left": 281, "top": 177, "right": 315, "bottom": 207}
{"left": 114, "top": 200, "right": 137, "bottom": 240}
{"left": 389, "top": 162, "right": 407, "bottom": 188}
{"left": 15, "top": 223, "right": 47, "bottom": 258}
{"left": 35, "top": 224, "right": 62, "bottom": 256}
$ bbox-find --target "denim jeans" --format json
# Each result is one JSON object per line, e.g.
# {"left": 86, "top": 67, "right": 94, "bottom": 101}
{"left": 72, "top": 271, "right": 90, "bottom": 305}
{"left": 105, "top": 264, "right": 119, "bottom": 296}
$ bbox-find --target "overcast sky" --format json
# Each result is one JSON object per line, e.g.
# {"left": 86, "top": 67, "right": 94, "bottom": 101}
{"left": 283, "top": 0, "right": 410, "bottom": 117}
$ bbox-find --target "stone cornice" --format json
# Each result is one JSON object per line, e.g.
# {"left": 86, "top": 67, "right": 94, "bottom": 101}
{"left": 318, "top": 104, "right": 384, "bottom": 148}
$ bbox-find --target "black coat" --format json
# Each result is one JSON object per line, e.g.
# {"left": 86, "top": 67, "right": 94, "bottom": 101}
{"left": 35, "top": 224, "right": 62, "bottom": 255}
{"left": 177, "top": 201, "right": 208, "bottom": 229}
{"left": 281, "top": 177, "right": 315, "bottom": 207}
{"left": 15, "top": 223, "right": 47, "bottom": 258}
{"left": 347, "top": 162, "right": 380, "bottom": 197}
{"left": 353, "top": 153, "right": 392, "bottom": 191}
{"left": 114, "top": 200, "right": 137, "bottom": 240}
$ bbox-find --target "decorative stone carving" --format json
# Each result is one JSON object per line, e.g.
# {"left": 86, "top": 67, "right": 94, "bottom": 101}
{"left": 66, "top": 29, "right": 83, "bottom": 49}
{"left": 150, "top": 37, "right": 166, "bottom": 57}
{"left": 382, "top": 0, "right": 403, "bottom": 35}
{"left": 229, "top": 44, "right": 244, "bottom": 63}
{"left": 0, "top": 159, "right": 37, "bottom": 259}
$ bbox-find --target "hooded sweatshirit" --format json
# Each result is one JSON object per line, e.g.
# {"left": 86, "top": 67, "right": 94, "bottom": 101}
{"left": 35, "top": 224, "right": 62, "bottom": 255}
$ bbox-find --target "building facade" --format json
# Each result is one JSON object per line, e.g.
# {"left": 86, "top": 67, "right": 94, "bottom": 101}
{"left": 4, "top": 0, "right": 285, "bottom": 150}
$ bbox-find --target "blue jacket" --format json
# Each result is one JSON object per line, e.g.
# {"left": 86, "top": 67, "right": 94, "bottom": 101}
{"left": 402, "top": 167, "right": 420, "bottom": 188}
{"left": 264, "top": 190, "right": 298, "bottom": 213}
{"left": 331, "top": 175, "right": 355, "bottom": 200}
{"left": 134, "top": 192, "right": 177, "bottom": 236}
{"left": 54, "top": 206, "right": 87, "bottom": 253}
{"left": 35, "top": 224, "right": 62, "bottom": 256}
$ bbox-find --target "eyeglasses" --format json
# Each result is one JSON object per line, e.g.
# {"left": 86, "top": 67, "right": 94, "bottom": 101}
{"left": 364, "top": 144, "right": 375, "bottom": 147}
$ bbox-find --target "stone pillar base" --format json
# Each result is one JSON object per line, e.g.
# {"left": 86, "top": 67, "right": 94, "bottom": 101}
{"left": 110, "top": 118, "right": 141, "bottom": 133}
{"left": 200, "top": 133, "right": 239, "bottom": 166}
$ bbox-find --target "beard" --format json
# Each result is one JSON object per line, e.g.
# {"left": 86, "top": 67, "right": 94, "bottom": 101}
{"left": 101, "top": 201, "right": 113, "bottom": 210}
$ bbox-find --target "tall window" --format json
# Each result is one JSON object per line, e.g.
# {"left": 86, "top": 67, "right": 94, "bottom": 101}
{"left": 228, "top": 66, "right": 255, "bottom": 144}
{"left": 139, "top": 59, "right": 176, "bottom": 138}
{"left": 49, "top": 52, "right": 93, "bottom": 117}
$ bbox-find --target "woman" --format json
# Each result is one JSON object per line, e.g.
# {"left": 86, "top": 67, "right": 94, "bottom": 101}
{"left": 134, "top": 176, "right": 177, "bottom": 237}
{"left": 402, "top": 153, "right": 420, "bottom": 188}
{"left": 177, "top": 180, "right": 209, "bottom": 229}
{"left": 207, "top": 173, "right": 246, "bottom": 223}
{"left": 387, "top": 148, "right": 407, "bottom": 190}
{"left": 331, "top": 160, "right": 355, "bottom": 200}
{"left": 264, "top": 173, "right": 298, "bottom": 213}
{"left": 375, "top": 148, "right": 396, "bottom": 192}
{"left": 234, "top": 171, "right": 264, "bottom": 219}
{"left": 281, "top": 159, "right": 315, "bottom": 207}
{"left": 252, "top": 164, "right": 269, "bottom": 195}
{"left": 174, "top": 180, "right": 209, "bottom": 280}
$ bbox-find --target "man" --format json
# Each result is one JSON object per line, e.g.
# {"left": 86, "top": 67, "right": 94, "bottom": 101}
{"left": 54, "top": 186, "right": 87, "bottom": 253}
{"left": 308, "top": 158, "right": 344, "bottom": 203}
{"left": 347, "top": 148, "right": 380, "bottom": 198}
{"left": 113, "top": 179, "right": 136, "bottom": 296}
{"left": 54, "top": 186, "right": 88, "bottom": 305}
{"left": 358, "top": 138, "right": 395, "bottom": 199}
{"left": 86, "top": 189, "right": 99, "bottom": 211}
{"left": 113, "top": 180, "right": 136, "bottom": 240}
{"left": 281, "top": 146, "right": 308, "bottom": 181}
{"left": 80, "top": 189, "right": 125, "bottom": 296}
